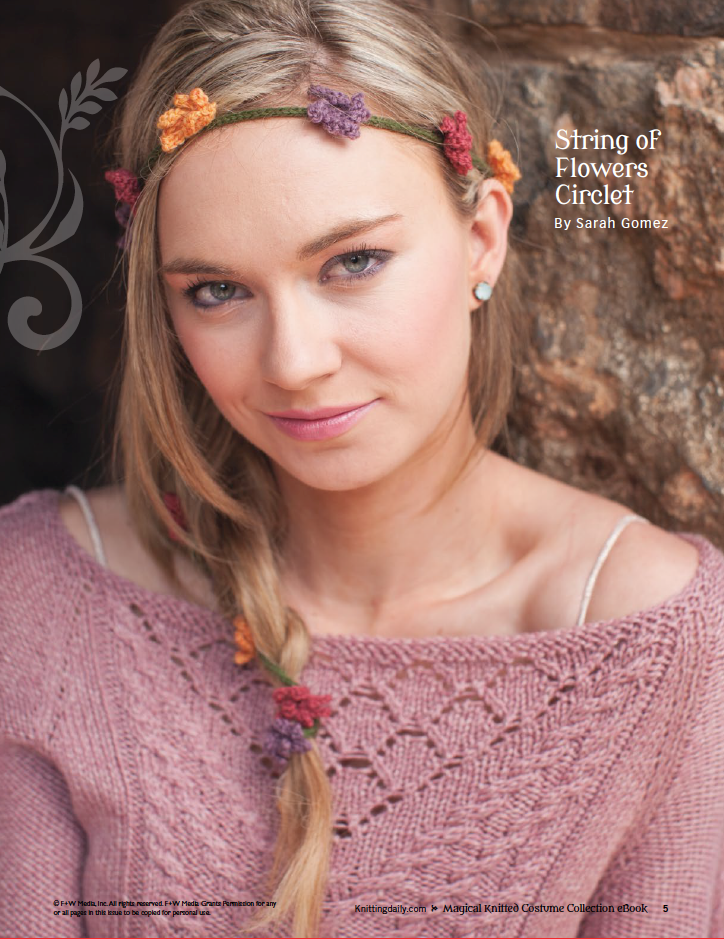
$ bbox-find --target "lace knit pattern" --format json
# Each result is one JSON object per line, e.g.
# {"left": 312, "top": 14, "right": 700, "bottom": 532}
{"left": 1, "top": 489, "right": 724, "bottom": 939}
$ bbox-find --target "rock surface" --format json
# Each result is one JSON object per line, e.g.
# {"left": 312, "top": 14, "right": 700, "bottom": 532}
{"left": 469, "top": 0, "right": 724, "bottom": 37}
{"left": 439, "top": 3, "right": 724, "bottom": 548}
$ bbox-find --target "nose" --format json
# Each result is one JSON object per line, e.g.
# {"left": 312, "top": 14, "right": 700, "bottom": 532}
{"left": 259, "top": 291, "right": 342, "bottom": 391}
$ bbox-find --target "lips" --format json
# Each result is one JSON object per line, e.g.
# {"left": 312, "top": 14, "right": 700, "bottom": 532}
{"left": 264, "top": 399, "right": 380, "bottom": 442}
{"left": 265, "top": 403, "right": 374, "bottom": 420}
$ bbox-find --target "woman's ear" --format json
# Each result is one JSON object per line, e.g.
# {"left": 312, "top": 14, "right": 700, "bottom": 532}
{"left": 467, "top": 178, "right": 513, "bottom": 310}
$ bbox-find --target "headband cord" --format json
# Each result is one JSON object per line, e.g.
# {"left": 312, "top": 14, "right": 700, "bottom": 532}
{"left": 139, "top": 106, "right": 490, "bottom": 180}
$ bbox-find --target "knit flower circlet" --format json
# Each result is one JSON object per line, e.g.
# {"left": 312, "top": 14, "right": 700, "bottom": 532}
{"left": 235, "top": 606, "right": 334, "bottom": 766}
{"left": 105, "top": 84, "right": 522, "bottom": 247}
{"left": 264, "top": 687, "right": 333, "bottom": 763}
{"left": 232, "top": 612, "right": 333, "bottom": 764}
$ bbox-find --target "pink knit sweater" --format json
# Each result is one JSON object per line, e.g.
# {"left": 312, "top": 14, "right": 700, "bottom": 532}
{"left": 1, "top": 488, "right": 724, "bottom": 939}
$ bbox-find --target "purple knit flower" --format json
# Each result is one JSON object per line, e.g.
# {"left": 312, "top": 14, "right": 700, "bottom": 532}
{"left": 306, "top": 85, "right": 371, "bottom": 140}
{"left": 113, "top": 204, "right": 131, "bottom": 248}
{"left": 115, "top": 203, "right": 131, "bottom": 228}
{"left": 264, "top": 717, "right": 312, "bottom": 763}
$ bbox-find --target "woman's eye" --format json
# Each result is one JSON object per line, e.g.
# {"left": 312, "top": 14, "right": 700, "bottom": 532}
{"left": 322, "top": 247, "right": 391, "bottom": 284}
{"left": 182, "top": 280, "right": 247, "bottom": 309}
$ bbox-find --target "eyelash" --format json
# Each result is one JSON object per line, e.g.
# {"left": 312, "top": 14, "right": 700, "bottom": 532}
{"left": 181, "top": 243, "right": 392, "bottom": 310}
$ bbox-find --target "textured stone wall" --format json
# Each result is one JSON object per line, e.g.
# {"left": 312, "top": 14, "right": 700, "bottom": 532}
{"left": 436, "top": 1, "right": 724, "bottom": 547}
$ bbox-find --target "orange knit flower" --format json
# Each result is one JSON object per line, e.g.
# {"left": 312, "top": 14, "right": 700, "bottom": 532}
{"left": 233, "top": 614, "right": 255, "bottom": 665}
{"left": 156, "top": 87, "right": 217, "bottom": 153}
{"left": 487, "top": 139, "right": 522, "bottom": 195}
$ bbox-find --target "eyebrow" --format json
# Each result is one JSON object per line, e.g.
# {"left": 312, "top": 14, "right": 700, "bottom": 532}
{"left": 159, "top": 213, "right": 403, "bottom": 277}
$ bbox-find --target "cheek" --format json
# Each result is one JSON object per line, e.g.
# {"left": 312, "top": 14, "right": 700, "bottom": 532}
{"left": 366, "top": 247, "right": 470, "bottom": 392}
{"left": 171, "top": 315, "right": 251, "bottom": 414}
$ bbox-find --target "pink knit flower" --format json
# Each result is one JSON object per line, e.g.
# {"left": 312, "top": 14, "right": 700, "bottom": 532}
{"left": 272, "top": 685, "right": 332, "bottom": 729}
{"left": 439, "top": 110, "right": 474, "bottom": 175}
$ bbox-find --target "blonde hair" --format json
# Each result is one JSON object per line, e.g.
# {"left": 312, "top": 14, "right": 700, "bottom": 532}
{"left": 103, "top": 0, "right": 530, "bottom": 934}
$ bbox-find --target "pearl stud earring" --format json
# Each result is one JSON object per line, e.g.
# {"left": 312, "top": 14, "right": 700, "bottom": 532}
{"left": 473, "top": 281, "right": 493, "bottom": 302}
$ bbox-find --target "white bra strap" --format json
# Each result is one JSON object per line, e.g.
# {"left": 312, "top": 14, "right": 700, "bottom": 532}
{"left": 64, "top": 485, "right": 108, "bottom": 568}
{"left": 576, "top": 513, "right": 650, "bottom": 627}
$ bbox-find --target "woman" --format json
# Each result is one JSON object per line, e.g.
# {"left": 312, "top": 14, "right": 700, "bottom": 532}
{"left": 2, "top": 0, "right": 723, "bottom": 937}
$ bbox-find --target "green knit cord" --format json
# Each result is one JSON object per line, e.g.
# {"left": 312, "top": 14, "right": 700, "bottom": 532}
{"left": 140, "top": 106, "right": 490, "bottom": 179}
{"left": 256, "top": 648, "right": 296, "bottom": 687}
{"left": 256, "top": 649, "right": 321, "bottom": 739}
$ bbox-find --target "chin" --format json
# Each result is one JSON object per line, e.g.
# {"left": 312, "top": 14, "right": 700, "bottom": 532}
{"left": 270, "top": 444, "right": 408, "bottom": 493}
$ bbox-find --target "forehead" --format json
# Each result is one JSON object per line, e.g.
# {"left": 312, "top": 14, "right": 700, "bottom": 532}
{"left": 157, "top": 117, "right": 454, "bottom": 253}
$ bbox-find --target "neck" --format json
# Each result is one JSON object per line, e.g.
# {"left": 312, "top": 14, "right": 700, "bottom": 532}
{"left": 275, "top": 425, "right": 509, "bottom": 636}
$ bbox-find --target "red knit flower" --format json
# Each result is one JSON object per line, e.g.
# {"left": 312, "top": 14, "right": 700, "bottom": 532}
{"left": 104, "top": 168, "right": 140, "bottom": 212}
{"left": 439, "top": 110, "right": 474, "bottom": 175}
{"left": 105, "top": 168, "right": 141, "bottom": 248}
{"left": 162, "top": 492, "right": 188, "bottom": 542}
{"left": 272, "top": 685, "right": 332, "bottom": 728}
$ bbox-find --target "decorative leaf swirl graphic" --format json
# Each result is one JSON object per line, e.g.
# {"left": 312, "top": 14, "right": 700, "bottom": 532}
{"left": 0, "top": 59, "right": 127, "bottom": 350}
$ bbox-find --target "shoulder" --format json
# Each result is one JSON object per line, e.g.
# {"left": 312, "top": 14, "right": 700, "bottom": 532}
{"left": 59, "top": 482, "right": 156, "bottom": 579}
{"left": 525, "top": 480, "right": 701, "bottom": 629}
{"left": 578, "top": 514, "right": 700, "bottom": 624}
{"left": 60, "top": 484, "right": 220, "bottom": 610}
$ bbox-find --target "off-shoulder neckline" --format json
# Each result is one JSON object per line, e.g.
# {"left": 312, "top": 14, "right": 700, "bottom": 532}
{"left": 46, "top": 487, "right": 719, "bottom": 657}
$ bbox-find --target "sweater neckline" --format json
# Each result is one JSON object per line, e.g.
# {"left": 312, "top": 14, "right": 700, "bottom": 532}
{"left": 48, "top": 487, "right": 717, "bottom": 659}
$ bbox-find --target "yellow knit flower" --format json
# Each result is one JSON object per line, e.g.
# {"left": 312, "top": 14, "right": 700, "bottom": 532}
{"left": 487, "top": 139, "right": 522, "bottom": 195}
{"left": 233, "top": 614, "right": 256, "bottom": 666}
{"left": 156, "top": 87, "right": 217, "bottom": 153}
